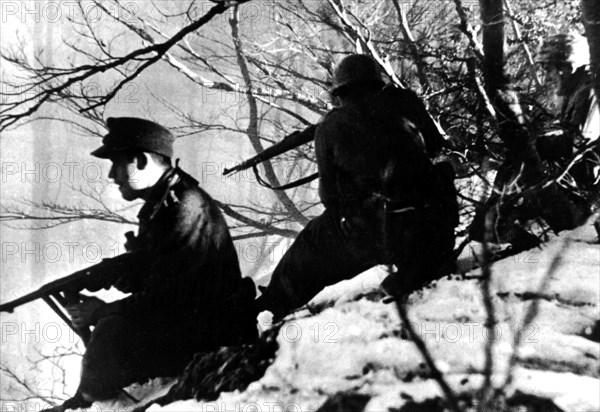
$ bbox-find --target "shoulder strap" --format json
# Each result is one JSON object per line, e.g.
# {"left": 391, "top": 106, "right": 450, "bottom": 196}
{"left": 253, "top": 165, "right": 319, "bottom": 190}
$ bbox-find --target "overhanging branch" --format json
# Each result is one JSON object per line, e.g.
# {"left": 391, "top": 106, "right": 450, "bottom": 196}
{"left": 0, "top": 0, "right": 251, "bottom": 131}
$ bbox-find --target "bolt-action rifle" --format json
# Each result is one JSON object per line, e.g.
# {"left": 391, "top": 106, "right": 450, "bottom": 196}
{"left": 223, "top": 124, "right": 319, "bottom": 190}
{"left": 0, "top": 253, "right": 136, "bottom": 346}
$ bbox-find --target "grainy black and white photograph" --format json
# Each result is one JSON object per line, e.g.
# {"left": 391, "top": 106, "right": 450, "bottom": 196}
{"left": 0, "top": 0, "right": 598, "bottom": 411}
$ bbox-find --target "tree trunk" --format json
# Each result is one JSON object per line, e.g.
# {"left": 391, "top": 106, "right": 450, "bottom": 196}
{"left": 480, "top": 0, "right": 507, "bottom": 93}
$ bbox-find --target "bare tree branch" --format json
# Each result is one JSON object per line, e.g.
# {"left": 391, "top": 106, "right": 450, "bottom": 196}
{"left": 0, "top": 0, "right": 251, "bottom": 131}
{"left": 503, "top": 0, "right": 541, "bottom": 87}
{"left": 230, "top": 6, "right": 310, "bottom": 226}
{"left": 453, "top": 0, "right": 485, "bottom": 62}
{"left": 391, "top": 0, "right": 432, "bottom": 91}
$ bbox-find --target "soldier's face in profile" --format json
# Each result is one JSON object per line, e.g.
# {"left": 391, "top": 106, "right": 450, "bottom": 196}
{"left": 108, "top": 153, "right": 143, "bottom": 201}
{"left": 542, "top": 63, "right": 573, "bottom": 96}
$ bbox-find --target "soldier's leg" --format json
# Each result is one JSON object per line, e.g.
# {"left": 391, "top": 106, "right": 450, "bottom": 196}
{"left": 141, "top": 327, "right": 198, "bottom": 379}
{"left": 77, "top": 315, "right": 143, "bottom": 400}
{"left": 258, "top": 209, "right": 374, "bottom": 319}
{"left": 78, "top": 316, "right": 198, "bottom": 401}
{"left": 382, "top": 208, "right": 456, "bottom": 297}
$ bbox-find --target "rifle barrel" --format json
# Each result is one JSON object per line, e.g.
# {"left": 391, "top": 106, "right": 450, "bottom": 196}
{"left": 0, "top": 255, "right": 129, "bottom": 314}
{"left": 0, "top": 270, "right": 87, "bottom": 313}
{"left": 223, "top": 125, "right": 316, "bottom": 176}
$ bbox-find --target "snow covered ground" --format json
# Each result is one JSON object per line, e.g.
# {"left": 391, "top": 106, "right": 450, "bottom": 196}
{"left": 145, "top": 219, "right": 599, "bottom": 411}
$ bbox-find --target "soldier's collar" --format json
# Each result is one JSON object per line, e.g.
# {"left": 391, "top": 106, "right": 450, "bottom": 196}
{"left": 139, "top": 167, "right": 180, "bottom": 220}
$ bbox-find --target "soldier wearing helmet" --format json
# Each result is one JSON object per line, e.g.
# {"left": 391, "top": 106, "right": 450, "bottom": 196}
{"left": 469, "top": 33, "right": 598, "bottom": 250}
{"left": 536, "top": 32, "right": 599, "bottom": 195}
{"left": 537, "top": 33, "right": 590, "bottom": 95}
{"left": 536, "top": 32, "right": 598, "bottom": 136}
{"left": 330, "top": 54, "right": 445, "bottom": 156}
{"left": 330, "top": 54, "right": 385, "bottom": 95}
{"left": 256, "top": 54, "right": 458, "bottom": 319}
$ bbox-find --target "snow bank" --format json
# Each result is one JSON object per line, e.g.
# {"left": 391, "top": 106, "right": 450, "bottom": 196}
{"left": 150, "top": 219, "right": 599, "bottom": 411}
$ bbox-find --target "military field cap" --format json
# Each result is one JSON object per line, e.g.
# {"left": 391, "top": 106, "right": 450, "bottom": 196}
{"left": 91, "top": 117, "right": 175, "bottom": 159}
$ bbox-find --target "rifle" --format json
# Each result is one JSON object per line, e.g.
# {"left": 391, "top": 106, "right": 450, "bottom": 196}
{"left": 223, "top": 124, "right": 319, "bottom": 190}
{"left": 0, "top": 253, "right": 134, "bottom": 346}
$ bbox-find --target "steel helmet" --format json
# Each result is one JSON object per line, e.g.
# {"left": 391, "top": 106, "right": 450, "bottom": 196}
{"left": 536, "top": 33, "right": 590, "bottom": 70}
{"left": 331, "top": 54, "right": 384, "bottom": 95}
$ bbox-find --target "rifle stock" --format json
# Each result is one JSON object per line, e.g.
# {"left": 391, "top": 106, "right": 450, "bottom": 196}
{"left": 223, "top": 124, "right": 316, "bottom": 176}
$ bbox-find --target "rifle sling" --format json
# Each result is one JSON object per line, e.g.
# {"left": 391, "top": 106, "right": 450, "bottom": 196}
{"left": 253, "top": 165, "right": 319, "bottom": 190}
{"left": 42, "top": 296, "right": 75, "bottom": 332}
{"left": 43, "top": 294, "right": 91, "bottom": 346}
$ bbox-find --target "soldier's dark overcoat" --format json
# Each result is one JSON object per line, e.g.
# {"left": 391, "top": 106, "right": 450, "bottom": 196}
{"left": 260, "top": 87, "right": 458, "bottom": 319}
{"left": 80, "top": 166, "right": 256, "bottom": 398}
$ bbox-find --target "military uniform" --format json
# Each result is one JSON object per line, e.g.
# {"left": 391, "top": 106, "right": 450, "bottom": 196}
{"left": 556, "top": 67, "right": 599, "bottom": 192}
{"left": 535, "top": 33, "right": 599, "bottom": 196}
{"left": 470, "top": 35, "right": 599, "bottom": 246}
{"left": 260, "top": 84, "right": 458, "bottom": 319}
{"left": 72, "top": 118, "right": 256, "bottom": 402}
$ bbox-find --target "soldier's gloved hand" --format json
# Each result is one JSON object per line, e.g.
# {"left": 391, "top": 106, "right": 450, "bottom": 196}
{"left": 124, "top": 231, "right": 139, "bottom": 251}
{"left": 66, "top": 297, "right": 106, "bottom": 328}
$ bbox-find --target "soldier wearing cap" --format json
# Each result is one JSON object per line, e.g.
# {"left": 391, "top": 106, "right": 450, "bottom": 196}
{"left": 256, "top": 55, "right": 458, "bottom": 320}
{"left": 56, "top": 117, "right": 257, "bottom": 411}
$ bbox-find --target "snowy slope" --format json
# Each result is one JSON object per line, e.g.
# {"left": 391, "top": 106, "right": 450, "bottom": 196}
{"left": 147, "top": 218, "right": 599, "bottom": 411}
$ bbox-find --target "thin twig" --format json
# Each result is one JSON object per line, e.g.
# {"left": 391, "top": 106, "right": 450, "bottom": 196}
{"left": 391, "top": 0, "right": 432, "bottom": 91}
{"left": 478, "top": 203, "right": 498, "bottom": 411}
{"left": 229, "top": 5, "right": 310, "bottom": 226}
{"left": 0, "top": 0, "right": 251, "bottom": 130}
{"left": 502, "top": 237, "right": 572, "bottom": 391}
{"left": 503, "top": 0, "right": 542, "bottom": 87}
{"left": 395, "top": 299, "right": 462, "bottom": 412}
{"left": 452, "top": 0, "right": 485, "bottom": 61}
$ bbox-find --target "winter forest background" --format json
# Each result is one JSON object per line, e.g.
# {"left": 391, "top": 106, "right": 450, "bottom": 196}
{"left": 0, "top": 0, "right": 598, "bottom": 409}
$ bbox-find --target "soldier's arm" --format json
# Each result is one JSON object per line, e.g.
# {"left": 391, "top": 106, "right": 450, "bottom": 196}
{"left": 315, "top": 115, "right": 345, "bottom": 210}
{"left": 92, "top": 189, "right": 210, "bottom": 322}
{"left": 381, "top": 87, "right": 445, "bottom": 157}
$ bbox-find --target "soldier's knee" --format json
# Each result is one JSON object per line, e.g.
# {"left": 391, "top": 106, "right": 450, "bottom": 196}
{"left": 78, "top": 369, "right": 122, "bottom": 401}
{"left": 80, "top": 315, "right": 141, "bottom": 394}
{"left": 83, "top": 316, "right": 127, "bottom": 363}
